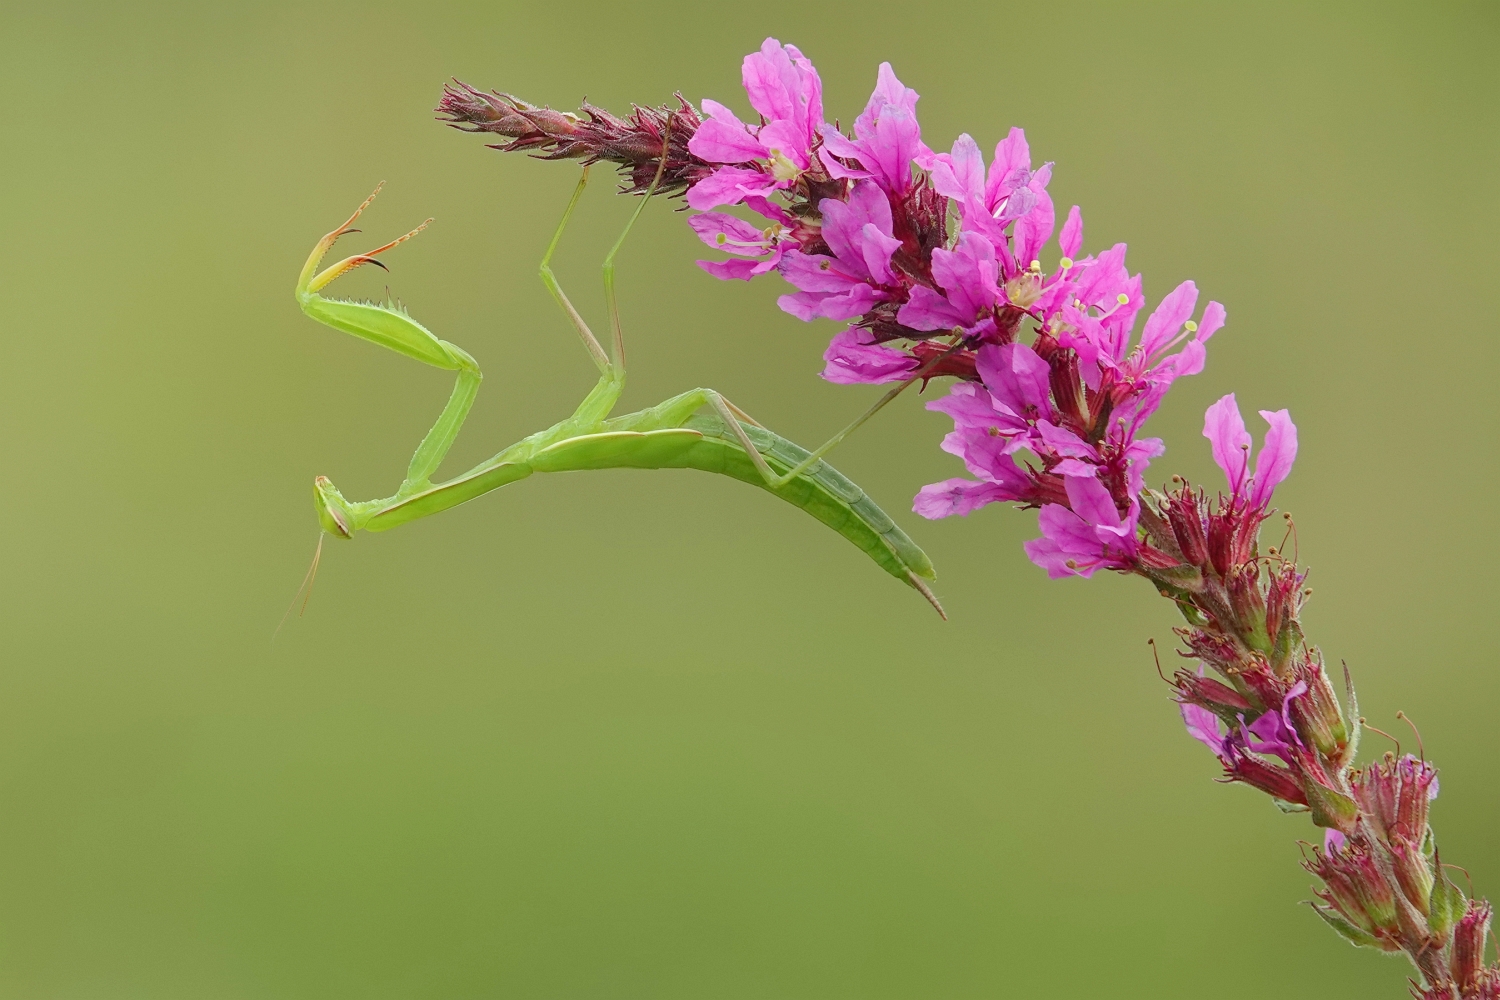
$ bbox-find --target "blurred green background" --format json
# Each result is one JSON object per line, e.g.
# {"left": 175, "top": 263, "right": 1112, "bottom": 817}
{"left": 2, "top": 1, "right": 1496, "bottom": 996}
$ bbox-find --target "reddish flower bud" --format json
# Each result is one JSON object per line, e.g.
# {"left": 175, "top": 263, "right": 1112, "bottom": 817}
{"left": 1166, "top": 491, "right": 1210, "bottom": 569}
{"left": 1174, "top": 667, "right": 1254, "bottom": 721}
{"left": 1227, "top": 564, "right": 1271, "bottom": 652}
{"left": 1178, "top": 627, "right": 1247, "bottom": 677}
{"left": 1353, "top": 755, "right": 1438, "bottom": 846}
{"left": 1223, "top": 752, "right": 1308, "bottom": 806}
{"left": 1388, "top": 835, "right": 1436, "bottom": 916}
{"left": 1306, "top": 837, "right": 1400, "bottom": 942}
{"left": 1453, "top": 900, "right": 1493, "bottom": 993}
{"left": 1048, "top": 349, "right": 1087, "bottom": 428}
{"left": 1236, "top": 662, "right": 1285, "bottom": 715}
{"left": 1287, "top": 658, "right": 1350, "bottom": 763}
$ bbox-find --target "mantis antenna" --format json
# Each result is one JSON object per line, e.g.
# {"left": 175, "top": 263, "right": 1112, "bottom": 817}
{"left": 288, "top": 161, "right": 944, "bottom": 618}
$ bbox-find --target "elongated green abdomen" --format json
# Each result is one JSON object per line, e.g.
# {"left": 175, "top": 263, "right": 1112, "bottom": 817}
{"left": 527, "top": 416, "right": 939, "bottom": 610}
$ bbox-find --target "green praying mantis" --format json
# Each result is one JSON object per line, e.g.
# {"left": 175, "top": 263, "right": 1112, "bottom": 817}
{"left": 292, "top": 161, "right": 944, "bottom": 617}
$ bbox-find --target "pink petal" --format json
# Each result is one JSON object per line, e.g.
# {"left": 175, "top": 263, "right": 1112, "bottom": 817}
{"left": 687, "top": 118, "right": 766, "bottom": 165}
{"left": 1203, "top": 394, "right": 1251, "bottom": 495}
{"left": 1139, "top": 280, "right": 1199, "bottom": 359}
{"left": 1197, "top": 301, "right": 1227, "bottom": 342}
{"left": 1012, "top": 189, "right": 1055, "bottom": 270}
{"left": 820, "top": 327, "right": 917, "bottom": 385}
{"left": 685, "top": 167, "right": 776, "bottom": 210}
{"left": 696, "top": 258, "right": 762, "bottom": 281}
{"left": 1064, "top": 474, "right": 1122, "bottom": 530}
{"left": 930, "top": 133, "right": 985, "bottom": 202}
{"left": 976, "top": 341, "right": 1050, "bottom": 417}
{"left": 687, "top": 212, "right": 771, "bottom": 255}
{"left": 1059, "top": 205, "right": 1083, "bottom": 260}
{"left": 1249, "top": 409, "right": 1298, "bottom": 509}
{"left": 913, "top": 478, "right": 1012, "bottom": 519}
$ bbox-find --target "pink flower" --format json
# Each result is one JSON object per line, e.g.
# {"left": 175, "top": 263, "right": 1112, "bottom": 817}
{"left": 896, "top": 232, "right": 1003, "bottom": 338}
{"left": 926, "top": 130, "right": 1055, "bottom": 278}
{"left": 1203, "top": 394, "right": 1298, "bottom": 509}
{"left": 821, "top": 327, "right": 918, "bottom": 385}
{"left": 817, "top": 62, "right": 930, "bottom": 198}
{"left": 1022, "top": 474, "right": 1140, "bottom": 578}
{"left": 686, "top": 39, "right": 825, "bottom": 212}
{"left": 776, "top": 180, "right": 901, "bottom": 322}
{"left": 687, "top": 204, "right": 794, "bottom": 281}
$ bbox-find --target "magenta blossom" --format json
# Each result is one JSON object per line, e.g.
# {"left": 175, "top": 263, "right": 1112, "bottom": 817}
{"left": 1182, "top": 696, "right": 1230, "bottom": 758}
{"left": 821, "top": 327, "right": 919, "bottom": 385}
{"left": 776, "top": 180, "right": 901, "bottom": 321}
{"left": 1022, "top": 474, "right": 1140, "bottom": 579}
{"left": 687, "top": 204, "right": 794, "bottom": 281}
{"left": 896, "top": 232, "right": 1003, "bottom": 338}
{"left": 1203, "top": 394, "right": 1298, "bottom": 509}
{"left": 686, "top": 38, "right": 824, "bottom": 211}
{"left": 926, "top": 130, "right": 1055, "bottom": 278}
{"left": 818, "top": 62, "right": 930, "bottom": 198}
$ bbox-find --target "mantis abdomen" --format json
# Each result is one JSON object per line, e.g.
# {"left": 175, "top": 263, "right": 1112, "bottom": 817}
{"left": 525, "top": 413, "right": 940, "bottom": 609}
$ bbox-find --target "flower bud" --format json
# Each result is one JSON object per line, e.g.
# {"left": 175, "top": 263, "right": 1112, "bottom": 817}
{"left": 1166, "top": 491, "right": 1210, "bottom": 569}
{"left": 1223, "top": 752, "right": 1307, "bottom": 806}
{"left": 1452, "top": 899, "right": 1492, "bottom": 993}
{"left": 1174, "top": 668, "right": 1254, "bottom": 721}
{"left": 1235, "top": 663, "right": 1284, "bottom": 716}
{"left": 1286, "top": 659, "right": 1349, "bottom": 763}
{"left": 1227, "top": 565, "right": 1270, "bottom": 652}
{"left": 1353, "top": 755, "right": 1438, "bottom": 845}
{"left": 1388, "top": 835, "right": 1435, "bottom": 916}
{"left": 1179, "top": 628, "right": 1248, "bottom": 679}
{"left": 1306, "top": 838, "right": 1400, "bottom": 942}
{"left": 1048, "top": 349, "right": 1086, "bottom": 427}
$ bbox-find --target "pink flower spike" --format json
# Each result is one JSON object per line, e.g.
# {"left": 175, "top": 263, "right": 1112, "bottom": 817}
{"left": 1249, "top": 409, "right": 1298, "bottom": 509}
{"left": 1204, "top": 394, "right": 1252, "bottom": 496}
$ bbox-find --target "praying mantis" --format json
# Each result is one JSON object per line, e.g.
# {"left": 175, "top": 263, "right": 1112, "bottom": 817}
{"left": 293, "top": 162, "right": 944, "bottom": 616}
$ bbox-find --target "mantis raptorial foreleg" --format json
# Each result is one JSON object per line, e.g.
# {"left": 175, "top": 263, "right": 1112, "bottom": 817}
{"left": 295, "top": 183, "right": 482, "bottom": 517}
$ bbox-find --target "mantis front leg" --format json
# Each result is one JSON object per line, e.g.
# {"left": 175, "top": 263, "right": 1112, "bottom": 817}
{"left": 295, "top": 183, "right": 483, "bottom": 534}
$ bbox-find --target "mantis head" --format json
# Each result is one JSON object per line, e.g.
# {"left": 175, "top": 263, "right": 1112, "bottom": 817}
{"left": 313, "top": 476, "right": 354, "bottom": 539}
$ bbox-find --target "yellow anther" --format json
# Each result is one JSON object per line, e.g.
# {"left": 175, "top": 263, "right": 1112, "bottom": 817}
{"left": 1116, "top": 292, "right": 1130, "bottom": 304}
{"left": 1059, "top": 256, "right": 1074, "bottom": 270}
{"left": 768, "top": 148, "right": 801, "bottom": 182}
{"left": 1029, "top": 259, "right": 1042, "bottom": 272}
{"left": 1184, "top": 320, "right": 1198, "bottom": 333}
{"left": 715, "top": 233, "right": 727, "bottom": 245}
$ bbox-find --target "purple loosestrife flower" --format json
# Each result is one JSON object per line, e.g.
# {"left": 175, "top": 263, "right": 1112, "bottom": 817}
{"left": 1022, "top": 474, "right": 1141, "bottom": 579}
{"left": 927, "top": 130, "right": 1055, "bottom": 278}
{"left": 687, "top": 206, "right": 794, "bottom": 281}
{"left": 818, "top": 63, "right": 930, "bottom": 198}
{"left": 1203, "top": 393, "right": 1298, "bottom": 510}
{"left": 897, "top": 232, "right": 1003, "bottom": 338}
{"left": 686, "top": 38, "right": 824, "bottom": 211}
{"left": 776, "top": 180, "right": 901, "bottom": 322}
{"left": 821, "top": 327, "right": 919, "bottom": 385}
